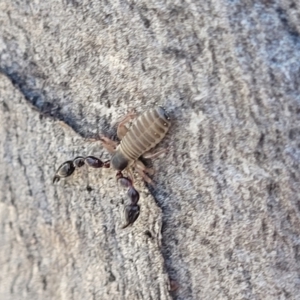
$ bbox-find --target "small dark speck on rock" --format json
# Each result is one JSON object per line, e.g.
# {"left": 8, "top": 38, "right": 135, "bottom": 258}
{"left": 86, "top": 185, "right": 93, "bottom": 192}
{"left": 169, "top": 280, "right": 180, "bottom": 292}
{"left": 108, "top": 271, "right": 116, "bottom": 282}
{"left": 144, "top": 230, "right": 153, "bottom": 238}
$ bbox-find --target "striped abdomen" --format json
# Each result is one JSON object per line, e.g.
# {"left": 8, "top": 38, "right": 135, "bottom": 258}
{"left": 119, "top": 107, "right": 171, "bottom": 162}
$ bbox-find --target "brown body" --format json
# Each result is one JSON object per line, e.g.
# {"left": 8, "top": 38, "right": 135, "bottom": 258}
{"left": 111, "top": 106, "right": 171, "bottom": 171}
{"left": 121, "top": 107, "right": 171, "bottom": 161}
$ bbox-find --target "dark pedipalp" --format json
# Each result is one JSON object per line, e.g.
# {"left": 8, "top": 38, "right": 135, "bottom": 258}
{"left": 122, "top": 204, "right": 140, "bottom": 229}
{"left": 53, "top": 156, "right": 109, "bottom": 183}
{"left": 53, "top": 160, "right": 75, "bottom": 183}
{"left": 73, "top": 156, "right": 85, "bottom": 168}
{"left": 85, "top": 156, "right": 104, "bottom": 168}
{"left": 116, "top": 171, "right": 140, "bottom": 227}
{"left": 127, "top": 187, "right": 140, "bottom": 204}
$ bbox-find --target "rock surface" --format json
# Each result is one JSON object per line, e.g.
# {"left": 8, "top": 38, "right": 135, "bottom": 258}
{"left": 1, "top": 1, "right": 300, "bottom": 299}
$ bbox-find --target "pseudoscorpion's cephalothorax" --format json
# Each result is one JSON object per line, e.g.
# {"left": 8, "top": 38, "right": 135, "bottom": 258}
{"left": 53, "top": 106, "right": 171, "bottom": 228}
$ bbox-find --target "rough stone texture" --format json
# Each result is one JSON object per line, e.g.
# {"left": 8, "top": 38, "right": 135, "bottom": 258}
{"left": 1, "top": 0, "right": 300, "bottom": 299}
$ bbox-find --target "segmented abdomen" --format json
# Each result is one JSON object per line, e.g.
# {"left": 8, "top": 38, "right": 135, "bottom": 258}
{"left": 119, "top": 107, "right": 171, "bottom": 161}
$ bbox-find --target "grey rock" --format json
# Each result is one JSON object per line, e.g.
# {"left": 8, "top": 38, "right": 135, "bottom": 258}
{"left": 1, "top": 1, "right": 300, "bottom": 299}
